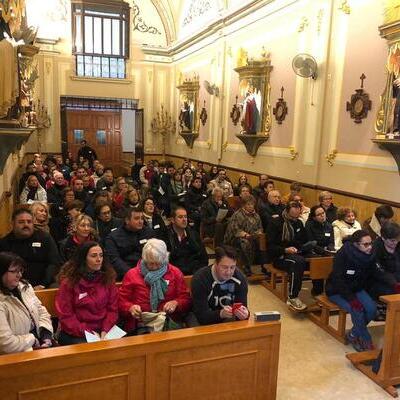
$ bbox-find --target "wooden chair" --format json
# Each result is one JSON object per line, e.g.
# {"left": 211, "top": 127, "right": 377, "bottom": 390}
{"left": 346, "top": 294, "right": 400, "bottom": 397}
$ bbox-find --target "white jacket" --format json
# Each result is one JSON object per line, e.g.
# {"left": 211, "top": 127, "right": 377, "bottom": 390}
{"left": 332, "top": 219, "right": 362, "bottom": 250}
{"left": 19, "top": 185, "right": 47, "bottom": 204}
{"left": 0, "top": 282, "right": 53, "bottom": 354}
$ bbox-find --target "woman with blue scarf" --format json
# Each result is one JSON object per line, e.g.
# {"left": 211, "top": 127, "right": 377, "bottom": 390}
{"left": 119, "top": 238, "right": 192, "bottom": 333}
{"left": 326, "top": 230, "right": 397, "bottom": 352}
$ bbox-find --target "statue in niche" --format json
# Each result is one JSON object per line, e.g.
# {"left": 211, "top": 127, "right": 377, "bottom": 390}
{"left": 392, "top": 77, "right": 400, "bottom": 135}
{"left": 179, "top": 98, "right": 194, "bottom": 131}
{"left": 239, "top": 79, "right": 262, "bottom": 134}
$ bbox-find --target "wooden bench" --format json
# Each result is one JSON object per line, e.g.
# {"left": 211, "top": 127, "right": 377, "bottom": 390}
{"left": 36, "top": 275, "right": 193, "bottom": 318}
{"left": 346, "top": 294, "right": 400, "bottom": 397}
{"left": 0, "top": 319, "right": 281, "bottom": 400}
{"left": 261, "top": 256, "right": 334, "bottom": 304}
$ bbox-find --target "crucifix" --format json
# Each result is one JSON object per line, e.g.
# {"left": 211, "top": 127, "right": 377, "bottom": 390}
{"left": 360, "top": 73, "right": 366, "bottom": 89}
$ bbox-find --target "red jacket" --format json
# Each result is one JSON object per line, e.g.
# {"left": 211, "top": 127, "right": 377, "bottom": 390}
{"left": 56, "top": 276, "right": 119, "bottom": 337}
{"left": 119, "top": 262, "right": 192, "bottom": 331}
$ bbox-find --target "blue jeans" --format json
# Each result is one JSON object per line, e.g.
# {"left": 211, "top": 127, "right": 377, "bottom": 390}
{"left": 329, "top": 290, "right": 376, "bottom": 342}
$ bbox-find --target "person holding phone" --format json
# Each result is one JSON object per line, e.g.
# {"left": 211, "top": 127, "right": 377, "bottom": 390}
{"left": 191, "top": 245, "right": 249, "bottom": 325}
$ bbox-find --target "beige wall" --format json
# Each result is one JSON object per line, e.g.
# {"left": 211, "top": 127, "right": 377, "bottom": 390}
{"left": 162, "top": 0, "right": 400, "bottom": 203}
{"left": 32, "top": 0, "right": 400, "bottom": 204}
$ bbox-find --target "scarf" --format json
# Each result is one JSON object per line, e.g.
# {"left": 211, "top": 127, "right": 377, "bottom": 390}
{"left": 342, "top": 241, "right": 375, "bottom": 267}
{"left": 140, "top": 259, "right": 168, "bottom": 312}
{"left": 281, "top": 209, "right": 295, "bottom": 242}
{"left": 27, "top": 187, "right": 37, "bottom": 201}
{"left": 84, "top": 270, "right": 102, "bottom": 281}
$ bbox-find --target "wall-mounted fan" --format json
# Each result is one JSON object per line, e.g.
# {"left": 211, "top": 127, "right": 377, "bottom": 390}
{"left": 292, "top": 53, "right": 318, "bottom": 80}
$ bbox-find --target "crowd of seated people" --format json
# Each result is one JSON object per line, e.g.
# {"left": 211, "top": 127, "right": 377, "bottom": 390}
{"left": 0, "top": 148, "right": 398, "bottom": 355}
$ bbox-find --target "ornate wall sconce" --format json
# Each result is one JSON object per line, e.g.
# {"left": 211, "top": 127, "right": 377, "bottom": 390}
{"left": 289, "top": 146, "right": 299, "bottom": 160}
{"left": 150, "top": 105, "right": 176, "bottom": 161}
{"left": 200, "top": 100, "right": 207, "bottom": 126}
{"left": 346, "top": 74, "right": 371, "bottom": 124}
{"left": 273, "top": 87, "right": 288, "bottom": 125}
{"left": 230, "top": 96, "right": 241, "bottom": 126}
{"left": 325, "top": 149, "right": 338, "bottom": 167}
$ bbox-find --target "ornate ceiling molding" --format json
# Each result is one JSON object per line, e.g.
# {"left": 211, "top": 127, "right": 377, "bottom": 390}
{"left": 132, "top": 1, "right": 162, "bottom": 35}
{"left": 150, "top": 0, "right": 177, "bottom": 45}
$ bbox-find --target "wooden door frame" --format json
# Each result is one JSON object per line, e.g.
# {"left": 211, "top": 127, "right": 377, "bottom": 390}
{"left": 60, "top": 96, "right": 141, "bottom": 160}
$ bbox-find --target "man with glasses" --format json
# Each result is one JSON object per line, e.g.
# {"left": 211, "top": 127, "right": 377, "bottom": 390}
{"left": 258, "top": 189, "right": 285, "bottom": 231}
{"left": 191, "top": 245, "right": 249, "bottom": 325}
{"left": 0, "top": 209, "right": 61, "bottom": 288}
{"left": 318, "top": 191, "right": 338, "bottom": 223}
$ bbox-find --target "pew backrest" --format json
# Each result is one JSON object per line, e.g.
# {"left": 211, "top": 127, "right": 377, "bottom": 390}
{"left": 36, "top": 275, "right": 193, "bottom": 317}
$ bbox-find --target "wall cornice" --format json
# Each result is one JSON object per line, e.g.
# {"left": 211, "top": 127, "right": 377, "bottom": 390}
{"left": 142, "top": 0, "right": 299, "bottom": 60}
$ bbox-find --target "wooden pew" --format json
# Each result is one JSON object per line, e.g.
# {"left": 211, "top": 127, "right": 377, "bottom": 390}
{"left": 0, "top": 319, "right": 281, "bottom": 400}
{"left": 36, "top": 276, "right": 193, "bottom": 318}
{"left": 346, "top": 294, "right": 400, "bottom": 398}
{"left": 305, "top": 257, "right": 350, "bottom": 343}
{"left": 261, "top": 256, "right": 334, "bottom": 304}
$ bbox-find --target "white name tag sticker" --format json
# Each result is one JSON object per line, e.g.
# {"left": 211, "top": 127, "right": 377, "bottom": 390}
{"left": 111, "top": 228, "right": 117, "bottom": 232}
{"left": 324, "top": 233, "right": 331, "bottom": 237}
{"left": 32, "top": 242, "right": 42, "bottom": 248}
{"left": 139, "top": 239, "right": 148, "bottom": 244}
{"left": 58, "top": 206, "right": 64, "bottom": 210}
{"left": 78, "top": 292, "right": 88, "bottom": 300}
{"left": 203, "top": 194, "right": 207, "bottom": 197}
{"left": 153, "top": 224, "right": 160, "bottom": 229}
{"left": 296, "top": 228, "right": 300, "bottom": 232}
{"left": 102, "top": 186, "right": 107, "bottom": 190}
{"left": 346, "top": 270, "right": 355, "bottom": 275}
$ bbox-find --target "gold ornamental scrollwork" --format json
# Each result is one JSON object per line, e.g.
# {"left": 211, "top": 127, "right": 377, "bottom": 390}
{"left": 326, "top": 149, "right": 338, "bottom": 167}
{"left": 289, "top": 146, "right": 299, "bottom": 160}
{"left": 298, "top": 17, "right": 309, "bottom": 33}
{"left": 222, "top": 141, "right": 228, "bottom": 152}
{"left": 338, "top": 1, "right": 351, "bottom": 15}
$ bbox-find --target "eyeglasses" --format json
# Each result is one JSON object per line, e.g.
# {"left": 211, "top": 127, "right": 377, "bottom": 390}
{"left": 358, "top": 242, "right": 372, "bottom": 248}
{"left": 7, "top": 268, "right": 24, "bottom": 275}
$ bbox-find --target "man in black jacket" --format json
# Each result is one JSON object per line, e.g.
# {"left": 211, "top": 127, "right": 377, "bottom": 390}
{"left": 104, "top": 207, "right": 155, "bottom": 280}
{"left": 166, "top": 207, "right": 209, "bottom": 275}
{"left": 267, "top": 201, "right": 309, "bottom": 311}
{"left": 0, "top": 209, "right": 61, "bottom": 287}
{"left": 77, "top": 140, "right": 97, "bottom": 167}
{"left": 258, "top": 189, "right": 285, "bottom": 231}
{"left": 191, "top": 245, "right": 249, "bottom": 325}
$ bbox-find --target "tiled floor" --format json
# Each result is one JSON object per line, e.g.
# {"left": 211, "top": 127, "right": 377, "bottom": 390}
{"left": 248, "top": 282, "right": 389, "bottom": 400}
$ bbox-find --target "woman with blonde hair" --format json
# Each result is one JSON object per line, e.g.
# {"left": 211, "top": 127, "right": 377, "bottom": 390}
{"left": 112, "top": 177, "right": 130, "bottom": 213}
{"left": 30, "top": 202, "right": 50, "bottom": 233}
{"left": 59, "top": 214, "right": 98, "bottom": 262}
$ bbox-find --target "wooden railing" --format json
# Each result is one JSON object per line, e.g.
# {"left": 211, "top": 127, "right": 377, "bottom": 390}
{"left": 0, "top": 319, "right": 281, "bottom": 400}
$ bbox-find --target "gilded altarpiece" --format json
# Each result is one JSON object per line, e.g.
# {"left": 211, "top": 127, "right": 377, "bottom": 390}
{"left": 177, "top": 75, "right": 200, "bottom": 148}
{"left": 373, "top": 7, "right": 400, "bottom": 173}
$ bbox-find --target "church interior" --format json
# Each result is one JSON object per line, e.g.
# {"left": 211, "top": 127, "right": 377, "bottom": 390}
{"left": 1, "top": 0, "right": 400, "bottom": 399}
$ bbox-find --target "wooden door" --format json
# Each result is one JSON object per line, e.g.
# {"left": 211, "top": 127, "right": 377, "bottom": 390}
{"left": 66, "top": 110, "right": 122, "bottom": 171}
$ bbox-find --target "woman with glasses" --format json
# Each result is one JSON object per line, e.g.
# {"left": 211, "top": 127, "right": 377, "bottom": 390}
{"left": 94, "top": 203, "right": 123, "bottom": 244}
{"left": 369, "top": 222, "right": 400, "bottom": 320}
{"left": 0, "top": 252, "right": 53, "bottom": 354}
{"left": 326, "top": 230, "right": 397, "bottom": 352}
{"left": 318, "top": 191, "right": 338, "bottom": 223}
{"left": 305, "top": 205, "right": 334, "bottom": 251}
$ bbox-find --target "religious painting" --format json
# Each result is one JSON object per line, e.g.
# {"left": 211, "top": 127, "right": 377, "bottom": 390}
{"left": 177, "top": 74, "right": 200, "bottom": 134}
{"left": 233, "top": 50, "right": 273, "bottom": 136}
